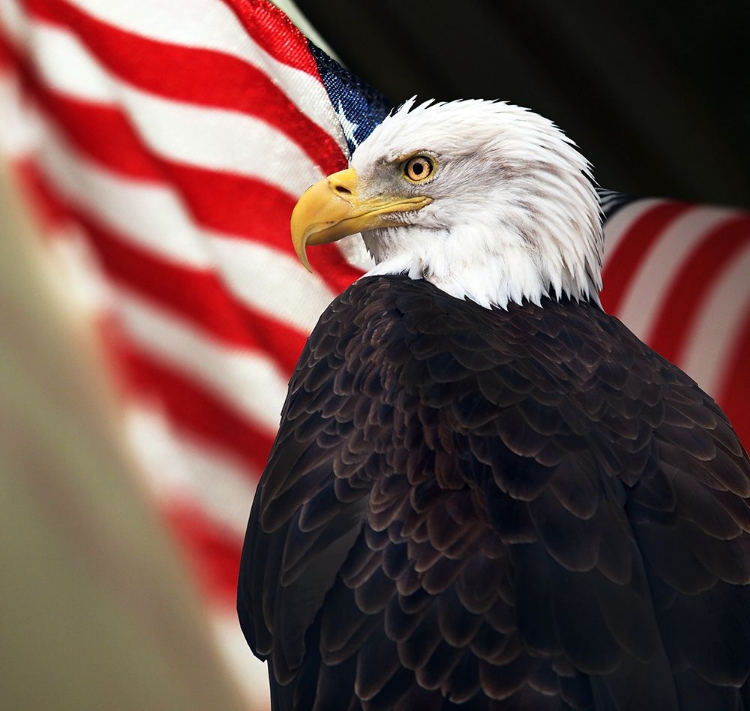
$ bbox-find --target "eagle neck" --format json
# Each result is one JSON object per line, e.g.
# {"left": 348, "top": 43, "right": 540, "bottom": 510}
{"left": 362, "top": 221, "right": 601, "bottom": 311}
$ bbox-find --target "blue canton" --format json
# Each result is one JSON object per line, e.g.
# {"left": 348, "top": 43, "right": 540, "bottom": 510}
{"left": 308, "top": 42, "right": 392, "bottom": 157}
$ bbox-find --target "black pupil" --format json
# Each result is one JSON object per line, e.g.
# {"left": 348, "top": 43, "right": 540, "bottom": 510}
{"left": 410, "top": 158, "right": 429, "bottom": 177}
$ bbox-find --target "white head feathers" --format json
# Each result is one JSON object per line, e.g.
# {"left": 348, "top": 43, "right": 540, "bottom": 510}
{"left": 351, "top": 98, "right": 603, "bottom": 310}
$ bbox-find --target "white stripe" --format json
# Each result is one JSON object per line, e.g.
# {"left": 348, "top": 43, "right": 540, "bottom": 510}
{"left": 124, "top": 401, "right": 198, "bottom": 495}
{"left": 35, "top": 115, "right": 336, "bottom": 331}
{"left": 174, "top": 437, "right": 259, "bottom": 537}
{"left": 49, "top": 223, "right": 116, "bottom": 315}
{"left": 0, "top": 0, "right": 24, "bottom": 44}
{"left": 124, "top": 404, "right": 259, "bottom": 537}
{"left": 58, "top": 0, "right": 347, "bottom": 152}
{"left": 210, "top": 610, "right": 270, "bottom": 708}
{"left": 0, "top": 72, "right": 44, "bottom": 157}
{"left": 38, "top": 120, "right": 214, "bottom": 267}
{"left": 601, "top": 198, "right": 664, "bottom": 266}
{"left": 271, "top": 0, "right": 341, "bottom": 60}
{"left": 209, "top": 234, "right": 337, "bottom": 334}
{"left": 15, "top": 18, "right": 323, "bottom": 196}
{"left": 21, "top": 17, "right": 114, "bottom": 102}
{"left": 680, "top": 245, "right": 750, "bottom": 398}
{"left": 117, "top": 288, "right": 289, "bottom": 434}
{"left": 338, "top": 231, "right": 377, "bottom": 272}
{"left": 66, "top": 0, "right": 262, "bottom": 53}
{"left": 123, "top": 86, "right": 321, "bottom": 197}
{"left": 614, "top": 206, "right": 737, "bottom": 341}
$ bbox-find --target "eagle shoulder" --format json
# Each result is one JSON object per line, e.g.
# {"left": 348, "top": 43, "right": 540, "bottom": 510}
{"left": 239, "top": 275, "right": 750, "bottom": 711}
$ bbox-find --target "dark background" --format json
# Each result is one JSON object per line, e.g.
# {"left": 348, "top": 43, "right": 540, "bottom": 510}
{"left": 295, "top": 0, "right": 750, "bottom": 210}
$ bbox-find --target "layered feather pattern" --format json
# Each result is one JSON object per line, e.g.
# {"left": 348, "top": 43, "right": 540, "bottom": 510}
{"left": 238, "top": 275, "right": 750, "bottom": 710}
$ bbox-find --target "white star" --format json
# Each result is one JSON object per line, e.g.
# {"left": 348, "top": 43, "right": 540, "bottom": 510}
{"left": 336, "top": 100, "right": 359, "bottom": 148}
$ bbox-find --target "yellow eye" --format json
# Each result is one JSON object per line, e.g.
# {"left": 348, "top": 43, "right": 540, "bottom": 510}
{"left": 403, "top": 155, "right": 435, "bottom": 183}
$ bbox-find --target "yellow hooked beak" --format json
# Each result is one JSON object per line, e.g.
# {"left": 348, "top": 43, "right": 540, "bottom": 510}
{"left": 290, "top": 168, "right": 432, "bottom": 272}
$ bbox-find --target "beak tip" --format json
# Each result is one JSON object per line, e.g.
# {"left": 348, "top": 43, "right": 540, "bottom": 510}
{"left": 290, "top": 168, "right": 361, "bottom": 273}
{"left": 292, "top": 233, "right": 314, "bottom": 273}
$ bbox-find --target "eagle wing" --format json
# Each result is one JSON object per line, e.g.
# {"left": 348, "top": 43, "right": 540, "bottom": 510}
{"left": 238, "top": 275, "right": 750, "bottom": 711}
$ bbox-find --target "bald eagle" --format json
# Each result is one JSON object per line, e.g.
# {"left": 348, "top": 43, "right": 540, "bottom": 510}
{"left": 237, "top": 99, "right": 750, "bottom": 711}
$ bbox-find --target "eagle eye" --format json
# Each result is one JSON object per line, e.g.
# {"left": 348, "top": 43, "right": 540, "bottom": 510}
{"left": 403, "top": 155, "right": 435, "bottom": 183}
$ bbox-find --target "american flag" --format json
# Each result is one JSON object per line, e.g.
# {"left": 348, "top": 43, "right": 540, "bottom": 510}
{"left": 0, "top": 0, "right": 748, "bottom": 706}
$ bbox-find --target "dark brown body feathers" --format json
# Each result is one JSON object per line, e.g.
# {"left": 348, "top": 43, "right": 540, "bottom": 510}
{"left": 238, "top": 275, "right": 750, "bottom": 710}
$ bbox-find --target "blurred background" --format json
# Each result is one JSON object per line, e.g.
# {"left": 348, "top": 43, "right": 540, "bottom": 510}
{"left": 0, "top": 1, "right": 747, "bottom": 709}
{"left": 297, "top": 0, "right": 750, "bottom": 209}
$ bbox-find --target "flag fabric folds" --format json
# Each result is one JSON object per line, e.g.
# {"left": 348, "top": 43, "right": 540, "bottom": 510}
{"left": 0, "top": 0, "right": 748, "bottom": 705}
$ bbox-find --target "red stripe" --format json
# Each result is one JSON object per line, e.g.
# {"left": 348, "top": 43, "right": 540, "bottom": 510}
{"left": 124, "top": 346, "right": 276, "bottom": 474}
{"left": 162, "top": 501, "right": 243, "bottom": 607}
{"left": 717, "top": 303, "right": 750, "bottom": 451}
{"left": 26, "top": 74, "right": 324, "bottom": 263}
{"left": 22, "top": 162, "right": 310, "bottom": 375}
{"left": 14, "top": 157, "right": 71, "bottom": 232}
{"left": 20, "top": 0, "right": 346, "bottom": 177}
{"left": 6, "top": 32, "right": 362, "bottom": 295}
{"left": 0, "top": 31, "right": 160, "bottom": 179}
{"left": 647, "top": 214, "right": 750, "bottom": 363}
{"left": 601, "top": 201, "right": 692, "bottom": 314}
{"left": 0, "top": 33, "right": 15, "bottom": 70}
{"left": 219, "top": 0, "right": 320, "bottom": 75}
{"left": 33, "top": 91, "right": 163, "bottom": 182}
{"left": 43, "top": 90, "right": 362, "bottom": 291}
{"left": 95, "top": 227, "right": 308, "bottom": 376}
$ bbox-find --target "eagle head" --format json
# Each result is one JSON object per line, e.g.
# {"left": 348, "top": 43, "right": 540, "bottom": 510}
{"left": 292, "top": 98, "right": 603, "bottom": 309}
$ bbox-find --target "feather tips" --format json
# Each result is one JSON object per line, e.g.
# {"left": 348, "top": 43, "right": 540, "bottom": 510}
{"left": 238, "top": 276, "right": 750, "bottom": 710}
